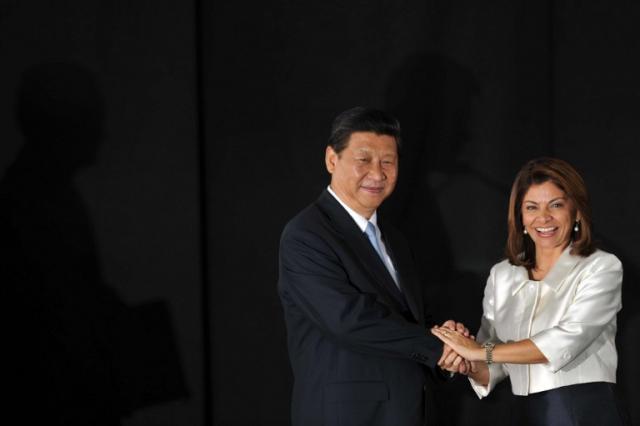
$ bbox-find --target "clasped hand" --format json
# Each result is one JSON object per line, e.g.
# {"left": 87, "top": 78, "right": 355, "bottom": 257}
{"left": 433, "top": 320, "right": 483, "bottom": 375}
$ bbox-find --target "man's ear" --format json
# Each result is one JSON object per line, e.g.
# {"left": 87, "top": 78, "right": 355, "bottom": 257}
{"left": 325, "top": 146, "right": 337, "bottom": 174}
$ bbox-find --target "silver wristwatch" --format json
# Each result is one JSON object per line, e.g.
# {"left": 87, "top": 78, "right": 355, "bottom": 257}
{"left": 482, "top": 342, "right": 496, "bottom": 365}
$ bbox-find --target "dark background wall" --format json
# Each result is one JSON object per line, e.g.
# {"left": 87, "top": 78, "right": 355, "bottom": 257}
{"left": 1, "top": 1, "right": 200, "bottom": 425}
{"left": 2, "top": 1, "right": 639, "bottom": 425}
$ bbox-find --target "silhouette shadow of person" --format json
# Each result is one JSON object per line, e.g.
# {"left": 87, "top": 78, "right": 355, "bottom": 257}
{"left": 1, "top": 62, "right": 187, "bottom": 425}
{"left": 0, "top": 61, "right": 132, "bottom": 426}
{"left": 384, "top": 51, "right": 488, "bottom": 333}
{"left": 384, "top": 52, "right": 514, "bottom": 426}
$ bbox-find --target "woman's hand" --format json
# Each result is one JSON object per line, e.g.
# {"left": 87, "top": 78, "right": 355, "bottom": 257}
{"left": 436, "top": 320, "right": 473, "bottom": 374}
{"left": 431, "top": 325, "right": 485, "bottom": 362}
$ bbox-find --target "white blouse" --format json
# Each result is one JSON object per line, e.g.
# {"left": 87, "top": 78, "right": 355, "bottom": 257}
{"left": 470, "top": 246, "right": 623, "bottom": 397}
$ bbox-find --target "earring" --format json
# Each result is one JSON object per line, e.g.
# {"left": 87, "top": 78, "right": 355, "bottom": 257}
{"left": 523, "top": 227, "right": 528, "bottom": 235}
{"left": 574, "top": 221, "right": 580, "bottom": 232}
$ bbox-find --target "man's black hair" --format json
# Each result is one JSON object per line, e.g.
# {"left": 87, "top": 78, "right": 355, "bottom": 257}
{"left": 328, "top": 106, "right": 401, "bottom": 154}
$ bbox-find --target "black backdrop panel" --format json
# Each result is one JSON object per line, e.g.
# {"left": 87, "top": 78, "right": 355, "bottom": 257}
{"left": 1, "top": 1, "right": 202, "bottom": 425}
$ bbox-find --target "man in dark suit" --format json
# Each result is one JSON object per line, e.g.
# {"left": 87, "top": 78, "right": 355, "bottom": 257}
{"left": 278, "top": 107, "right": 466, "bottom": 426}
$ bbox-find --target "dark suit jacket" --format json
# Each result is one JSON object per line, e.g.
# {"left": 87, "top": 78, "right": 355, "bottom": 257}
{"left": 278, "top": 190, "right": 443, "bottom": 426}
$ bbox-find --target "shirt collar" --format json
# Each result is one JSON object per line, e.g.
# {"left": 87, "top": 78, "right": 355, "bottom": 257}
{"left": 327, "top": 185, "right": 377, "bottom": 233}
{"left": 512, "top": 245, "right": 582, "bottom": 295}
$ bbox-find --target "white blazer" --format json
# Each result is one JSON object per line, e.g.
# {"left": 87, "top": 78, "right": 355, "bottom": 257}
{"left": 470, "top": 246, "right": 623, "bottom": 397}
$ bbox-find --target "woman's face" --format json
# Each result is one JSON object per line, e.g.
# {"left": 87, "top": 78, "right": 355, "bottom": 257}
{"left": 521, "top": 181, "right": 580, "bottom": 252}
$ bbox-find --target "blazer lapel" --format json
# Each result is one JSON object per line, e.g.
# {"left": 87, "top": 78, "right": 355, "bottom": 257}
{"left": 316, "top": 191, "right": 411, "bottom": 315}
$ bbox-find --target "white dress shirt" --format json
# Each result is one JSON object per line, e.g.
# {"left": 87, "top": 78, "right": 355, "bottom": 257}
{"left": 470, "top": 246, "right": 623, "bottom": 397}
{"left": 326, "top": 186, "right": 400, "bottom": 288}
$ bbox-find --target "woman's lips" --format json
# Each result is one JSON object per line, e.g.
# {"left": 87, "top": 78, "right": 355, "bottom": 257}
{"left": 535, "top": 226, "right": 558, "bottom": 237}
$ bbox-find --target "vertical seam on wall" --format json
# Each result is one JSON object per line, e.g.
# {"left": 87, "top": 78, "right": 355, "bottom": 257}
{"left": 194, "top": 0, "right": 212, "bottom": 424}
{"left": 549, "top": 0, "right": 556, "bottom": 155}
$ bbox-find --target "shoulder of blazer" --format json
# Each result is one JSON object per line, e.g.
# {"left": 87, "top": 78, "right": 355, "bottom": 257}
{"left": 284, "top": 189, "right": 362, "bottom": 239}
{"left": 314, "top": 190, "right": 358, "bottom": 230}
{"left": 281, "top": 191, "right": 339, "bottom": 236}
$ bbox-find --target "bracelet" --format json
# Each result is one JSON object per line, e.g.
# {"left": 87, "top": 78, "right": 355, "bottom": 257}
{"left": 482, "top": 342, "right": 496, "bottom": 365}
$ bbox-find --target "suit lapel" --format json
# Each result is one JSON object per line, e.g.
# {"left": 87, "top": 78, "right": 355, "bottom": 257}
{"left": 379, "top": 223, "right": 423, "bottom": 324}
{"left": 316, "top": 191, "right": 413, "bottom": 317}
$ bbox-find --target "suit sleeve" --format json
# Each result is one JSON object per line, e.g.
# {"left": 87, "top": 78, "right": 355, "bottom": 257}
{"left": 278, "top": 226, "right": 442, "bottom": 367}
{"left": 469, "top": 265, "right": 509, "bottom": 398}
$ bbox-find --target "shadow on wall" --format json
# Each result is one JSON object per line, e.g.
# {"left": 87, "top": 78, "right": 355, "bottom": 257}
{"left": 384, "top": 51, "right": 496, "bottom": 333}
{"left": 384, "top": 52, "right": 515, "bottom": 426}
{"left": 1, "top": 62, "right": 188, "bottom": 426}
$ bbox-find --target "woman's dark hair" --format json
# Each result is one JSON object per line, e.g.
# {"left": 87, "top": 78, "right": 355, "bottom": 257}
{"left": 328, "top": 106, "right": 401, "bottom": 154}
{"left": 506, "top": 157, "right": 595, "bottom": 268}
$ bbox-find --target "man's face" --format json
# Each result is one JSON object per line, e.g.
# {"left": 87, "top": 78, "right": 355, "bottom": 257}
{"left": 326, "top": 131, "right": 398, "bottom": 219}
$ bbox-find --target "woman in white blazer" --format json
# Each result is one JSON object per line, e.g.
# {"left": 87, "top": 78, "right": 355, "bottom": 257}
{"left": 432, "top": 157, "right": 628, "bottom": 426}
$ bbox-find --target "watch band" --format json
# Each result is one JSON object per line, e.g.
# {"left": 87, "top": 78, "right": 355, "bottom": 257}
{"left": 482, "top": 342, "right": 496, "bottom": 365}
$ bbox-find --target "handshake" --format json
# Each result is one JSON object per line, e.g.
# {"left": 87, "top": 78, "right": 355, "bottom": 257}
{"left": 431, "top": 320, "right": 486, "bottom": 376}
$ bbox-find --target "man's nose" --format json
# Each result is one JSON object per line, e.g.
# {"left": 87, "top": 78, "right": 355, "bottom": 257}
{"left": 368, "top": 161, "right": 385, "bottom": 180}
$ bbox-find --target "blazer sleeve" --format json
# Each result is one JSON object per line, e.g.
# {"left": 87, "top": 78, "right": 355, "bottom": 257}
{"left": 529, "top": 253, "right": 623, "bottom": 372}
{"left": 469, "top": 265, "right": 509, "bottom": 398}
{"left": 278, "top": 226, "right": 442, "bottom": 367}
